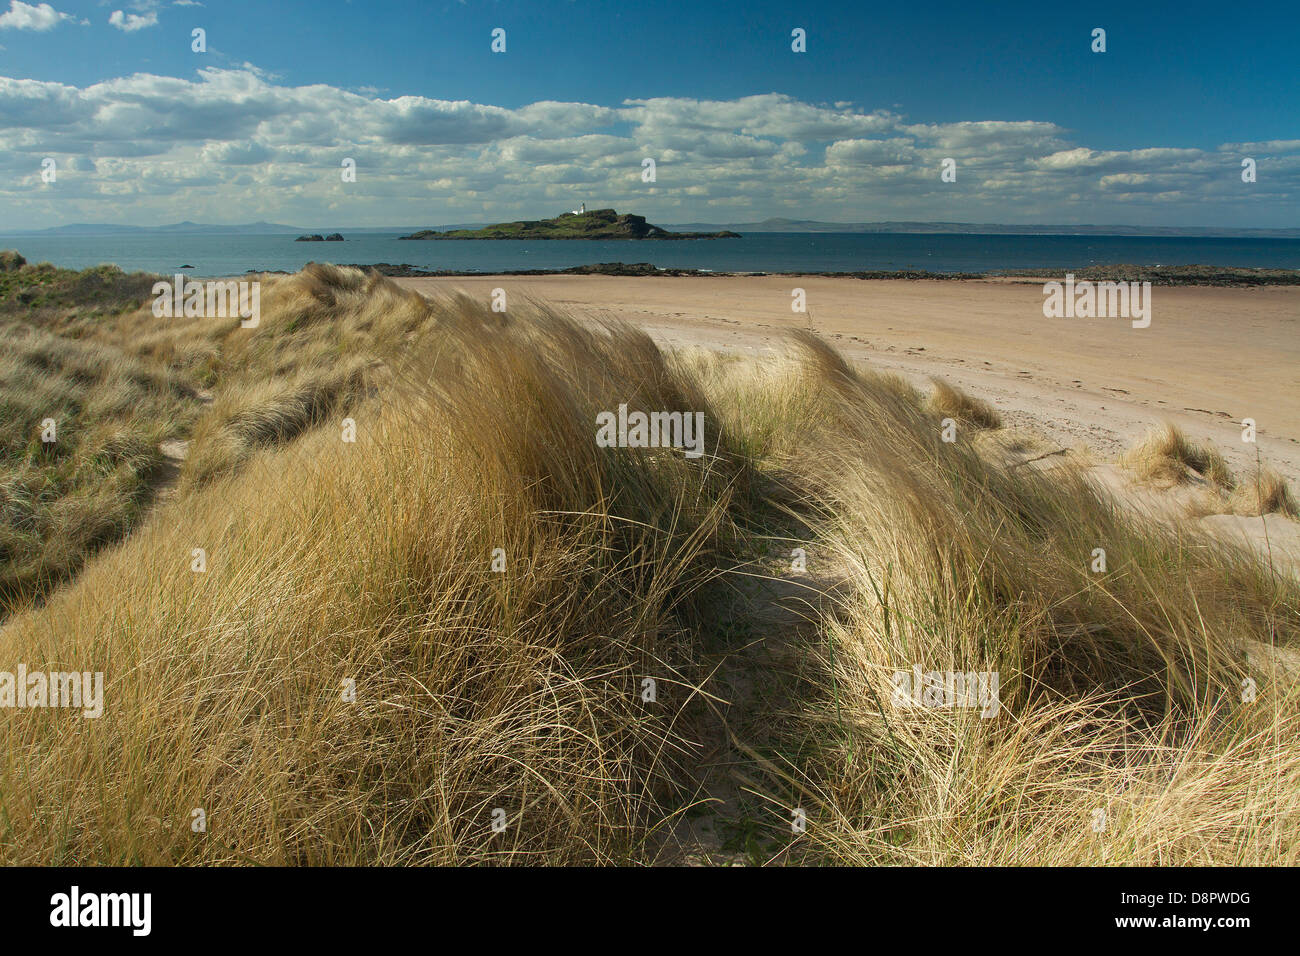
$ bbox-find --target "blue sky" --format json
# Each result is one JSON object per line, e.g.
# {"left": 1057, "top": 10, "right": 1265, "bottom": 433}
{"left": 1, "top": 0, "right": 1296, "bottom": 228}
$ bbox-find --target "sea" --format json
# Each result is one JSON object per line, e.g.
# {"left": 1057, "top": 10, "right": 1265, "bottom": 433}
{"left": 1, "top": 232, "right": 1298, "bottom": 276}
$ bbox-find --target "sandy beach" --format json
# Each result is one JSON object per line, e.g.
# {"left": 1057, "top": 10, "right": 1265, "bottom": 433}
{"left": 397, "top": 275, "right": 1300, "bottom": 485}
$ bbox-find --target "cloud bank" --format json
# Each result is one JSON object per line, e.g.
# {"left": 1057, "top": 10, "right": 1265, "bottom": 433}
{"left": 1, "top": 67, "right": 1294, "bottom": 228}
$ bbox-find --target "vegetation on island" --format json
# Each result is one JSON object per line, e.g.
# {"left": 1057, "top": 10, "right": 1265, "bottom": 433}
{"left": 400, "top": 208, "right": 740, "bottom": 240}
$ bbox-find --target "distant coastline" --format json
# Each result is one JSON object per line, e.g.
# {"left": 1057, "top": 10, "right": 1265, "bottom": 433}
{"left": 664, "top": 218, "right": 1300, "bottom": 239}
{"left": 4, "top": 232, "right": 1297, "bottom": 278}
{"left": 5, "top": 219, "right": 1297, "bottom": 239}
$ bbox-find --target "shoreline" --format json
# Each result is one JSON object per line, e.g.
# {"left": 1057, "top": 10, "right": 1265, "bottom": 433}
{"left": 327, "top": 261, "right": 1300, "bottom": 286}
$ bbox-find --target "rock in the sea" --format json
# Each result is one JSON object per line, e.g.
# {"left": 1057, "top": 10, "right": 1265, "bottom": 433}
{"left": 324, "top": 233, "right": 344, "bottom": 241}
{"left": 295, "top": 234, "right": 325, "bottom": 242}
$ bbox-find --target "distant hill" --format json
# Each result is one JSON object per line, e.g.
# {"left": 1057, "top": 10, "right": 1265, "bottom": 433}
{"left": 0, "top": 221, "right": 450, "bottom": 237}
{"left": 664, "top": 218, "right": 1300, "bottom": 238}
{"left": 0, "top": 220, "right": 306, "bottom": 237}
{"left": 399, "top": 209, "right": 740, "bottom": 241}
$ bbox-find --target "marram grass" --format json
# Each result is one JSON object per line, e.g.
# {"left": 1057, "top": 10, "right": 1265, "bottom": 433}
{"left": 0, "top": 264, "right": 1296, "bottom": 865}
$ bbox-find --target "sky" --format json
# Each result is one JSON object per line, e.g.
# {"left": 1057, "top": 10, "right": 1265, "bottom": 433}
{"left": 0, "top": 0, "right": 1296, "bottom": 229}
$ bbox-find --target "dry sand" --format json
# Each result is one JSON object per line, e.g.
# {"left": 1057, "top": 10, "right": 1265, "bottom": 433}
{"left": 398, "top": 274, "right": 1300, "bottom": 572}
{"left": 398, "top": 274, "right": 1300, "bottom": 484}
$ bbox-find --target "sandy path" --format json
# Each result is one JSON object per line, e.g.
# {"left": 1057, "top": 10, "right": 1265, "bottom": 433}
{"left": 396, "top": 275, "right": 1300, "bottom": 484}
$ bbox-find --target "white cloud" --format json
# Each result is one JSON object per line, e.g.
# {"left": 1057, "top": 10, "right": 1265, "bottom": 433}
{"left": 200, "top": 140, "right": 274, "bottom": 165}
{"left": 0, "top": 0, "right": 70, "bottom": 30}
{"left": 108, "top": 9, "right": 159, "bottom": 31}
{"left": 826, "top": 138, "right": 918, "bottom": 166}
{"left": 1218, "top": 139, "right": 1300, "bottom": 154}
{"left": 623, "top": 94, "right": 897, "bottom": 141}
{"left": 0, "top": 68, "right": 1292, "bottom": 228}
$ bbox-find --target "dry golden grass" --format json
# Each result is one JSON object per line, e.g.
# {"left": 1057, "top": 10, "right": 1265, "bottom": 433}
{"left": 1231, "top": 465, "right": 1300, "bottom": 518}
{"left": 1119, "top": 422, "right": 1298, "bottom": 519}
{"left": 0, "top": 317, "right": 200, "bottom": 610}
{"left": 0, "top": 262, "right": 432, "bottom": 612}
{"left": 0, "top": 266, "right": 753, "bottom": 864}
{"left": 1, "top": 263, "right": 1297, "bottom": 866}
{"left": 732, "top": 335, "right": 1300, "bottom": 864}
{"left": 926, "top": 377, "right": 1003, "bottom": 429}
{"left": 1121, "top": 422, "right": 1236, "bottom": 489}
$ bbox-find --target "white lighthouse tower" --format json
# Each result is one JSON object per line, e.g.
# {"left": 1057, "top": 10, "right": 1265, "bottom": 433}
{"left": 572, "top": 201, "right": 586, "bottom": 215}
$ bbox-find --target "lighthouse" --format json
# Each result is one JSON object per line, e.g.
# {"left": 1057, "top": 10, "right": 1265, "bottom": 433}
{"left": 572, "top": 202, "right": 586, "bottom": 215}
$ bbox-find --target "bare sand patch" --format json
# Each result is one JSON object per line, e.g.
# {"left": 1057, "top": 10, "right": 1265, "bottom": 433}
{"left": 397, "top": 275, "right": 1300, "bottom": 486}
{"left": 397, "top": 274, "right": 1300, "bottom": 578}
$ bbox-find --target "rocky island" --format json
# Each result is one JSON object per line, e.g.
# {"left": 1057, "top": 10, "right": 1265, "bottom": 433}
{"left": 296, "top": 233, "right": 344, "bottom": 241}
{"left": 399, "top": 208, "right": 740, "bottom": 240}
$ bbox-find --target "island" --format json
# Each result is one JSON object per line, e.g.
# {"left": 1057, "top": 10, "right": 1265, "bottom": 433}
{"left": 398, "top": 208, "right": 740, "bottom": 240}
{"left": 296, "top": 233, "right": 344, "bottom": 241}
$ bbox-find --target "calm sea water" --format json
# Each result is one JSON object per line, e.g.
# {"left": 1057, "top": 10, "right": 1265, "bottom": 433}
{"left": 2, "top": 232, "right": 1298, "bottom": 276}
